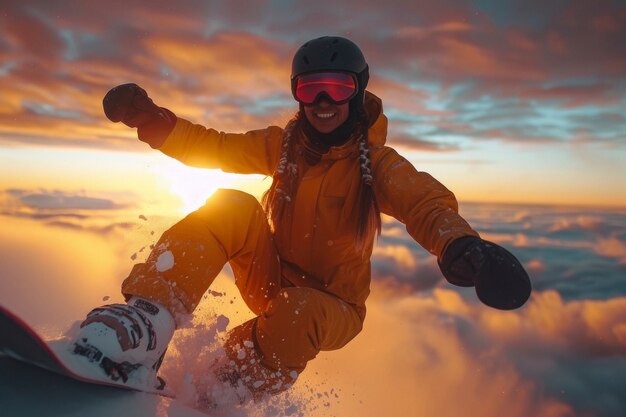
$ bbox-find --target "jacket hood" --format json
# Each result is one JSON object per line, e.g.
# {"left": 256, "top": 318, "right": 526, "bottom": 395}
{"left": 363, "top": 91, "right": 387, "bottom": 148}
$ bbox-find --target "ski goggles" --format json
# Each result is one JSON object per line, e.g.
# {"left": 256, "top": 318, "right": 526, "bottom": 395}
{"left": 292, "top": 71, "right": 358, "bottom": 105}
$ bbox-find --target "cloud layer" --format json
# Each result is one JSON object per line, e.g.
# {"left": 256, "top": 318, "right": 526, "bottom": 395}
{"left": 1, "top": 191, "right": 625, "bottom": 416}
{"left": 292, "top": 285, "right": 626, "bottom": 417}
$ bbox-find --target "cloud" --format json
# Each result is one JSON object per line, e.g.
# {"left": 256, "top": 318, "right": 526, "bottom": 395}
{"left": 595, "top": 237, "right": 626, "bottom": 264}
{"left": 6, "top": 188, "right": 123, "bottom": 210}
{"left": 0, "top": 215, "right": 136, "bottom": 329}
{"left": 519, "top": 84, "right": 624, "bottom": 108}
{"left": 526, "top": 258, "right": 547, "bottom": 273}
{"left": 517, "top": 290, "right": 626, "bottom": 355}
{"left": 371, "top": 216, "right": 445, "bottom": 291}
{"left": 373, "top": 243, "right": 417, "bottom": 270}
{"left": 0, "top": 196, "right": 625, "bottom": 416}
{"left": 371, "top": 205, "right": 622, "bottom": 301}
{"left": 292, "top": 285, "right": 626, "bottom": 417}
{"left": 401, "top": 0, "right": 626, "bottom": 83}
{"left": 0, "top": 188, "right": 151, "bottom": 237}
{"left": 548, "top": 216, "right": 604, "bottom": 232}
{"left": 386, "top": 133, "right": 462, "bottom": 152}
{"left": 0, "top": 0, "right": 624, "bottom": 155}
{"left": 154, "top": 248, "right": 626, "bottom": 417}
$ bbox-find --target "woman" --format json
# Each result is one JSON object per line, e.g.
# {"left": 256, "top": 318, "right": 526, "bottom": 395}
{"left": 74, "top": 36, "right": 531, "bottom": 403}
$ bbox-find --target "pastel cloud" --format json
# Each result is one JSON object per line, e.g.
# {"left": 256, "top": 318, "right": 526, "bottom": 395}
{"left": 0, "top": 0, "right": 624, "bottom": 155}
{"left": 595, "top": 237, "right": 626, "bottom": 264}
{"left": 0, "top": 188, "right": 149, "bottom": 236}
{"left": 0, "top": 215, "right": 134, "bottom": 328}
{"left": 6, "top": 188, "right": 123, "bottom": 210}
{"left": 548, "top": 216, "right": 605, "bottom": 233}
{"left": 526, "top": 258, "right": 547, "bottom": 273}
{"left": 372, "top": 243, "right": 417, "bottom": 270}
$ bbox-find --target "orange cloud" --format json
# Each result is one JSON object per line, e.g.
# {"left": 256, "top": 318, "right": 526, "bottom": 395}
{"left": 395, "top": 21, "right": 473, "bottom": 40}
{"left": 372, "top": 244, "right": 417, "bottom": 270}
{"left": 285, "top": 284, "right": 626, "bottom": 417}
{"left": 482, "top": 290, "right": 626, "bottom": 355}
{"left": 595, "top": 237, "right": 626, "bottom": 264}
{"left": 548, "top": 216, "right": 603, "bottom": 232}
{"left": 0, "top": 215, "right": 135, "bottom": 329}
{"left": 527, "top": 258, "right": 547, "bottom": 273}
{"left": 438, "top": 37, "right": 545, "bottom": 81}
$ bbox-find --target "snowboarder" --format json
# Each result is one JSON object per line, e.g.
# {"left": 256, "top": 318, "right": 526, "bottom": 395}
{"left": 74, "top": 36, "right": 531, "bottom": 403}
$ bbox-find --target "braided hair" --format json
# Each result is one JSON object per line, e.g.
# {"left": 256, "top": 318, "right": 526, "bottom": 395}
{"left": 262, "top": 114, "right": 301, "bottom": 230}
{"left": 353, "top": 105, "right": 381, "bottom": 248}
{"left": 262, "top": 106, "right": 381, "bottom": 251}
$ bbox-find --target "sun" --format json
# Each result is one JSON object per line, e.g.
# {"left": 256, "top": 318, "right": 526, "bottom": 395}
{"left": 152, "top": 160, "right": 240, "bottom": 214}
{"left": 151, "top": 159, "right": 271, "bottom": 215}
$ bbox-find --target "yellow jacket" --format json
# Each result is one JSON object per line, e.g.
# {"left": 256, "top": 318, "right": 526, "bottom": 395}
{"left": 159, "top": 92, "right": 479, "bottom": 313}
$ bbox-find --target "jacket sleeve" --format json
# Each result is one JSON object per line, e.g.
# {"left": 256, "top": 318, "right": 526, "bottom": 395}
{"left": 157, "top": 118, "right": 284, "bottom": 176}
{"left": 372, "top": 147, "right": 480, "bottom": 258}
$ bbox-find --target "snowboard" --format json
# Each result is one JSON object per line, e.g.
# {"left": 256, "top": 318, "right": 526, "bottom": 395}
{"left": 0, "top": 304, "right": 173, "bottom": 398}
{"left": 0, "top": 355, "right": 211, "bottom": 417}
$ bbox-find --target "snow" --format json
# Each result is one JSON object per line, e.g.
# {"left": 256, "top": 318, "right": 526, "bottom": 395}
{"left": 215, "top": 315, "right": 229, "bottom": 332}
{"left": 0, "top": 265, "right": 347, "bottom": 417}
{"left": 1, "top": 308, "right": 334, "bottom": 417}
{"left": 157, "top": 251, "right": 175, "bottom": 272}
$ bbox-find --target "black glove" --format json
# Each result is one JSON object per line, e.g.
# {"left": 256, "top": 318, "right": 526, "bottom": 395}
{"left": 103, "top": 83, "right": 176, "bottom": 148}
{"left": 438, "top": 236, "right": 531, "bottom": 310}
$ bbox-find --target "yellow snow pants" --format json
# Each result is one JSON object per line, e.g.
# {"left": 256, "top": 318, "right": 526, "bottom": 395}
{"left": 121, "top": 189, "right": 363, "bottom": 393}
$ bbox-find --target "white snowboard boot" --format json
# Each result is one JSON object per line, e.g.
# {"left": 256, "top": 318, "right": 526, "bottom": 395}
{"left": 72, "top": 297, "right": 175, "bottom": 384}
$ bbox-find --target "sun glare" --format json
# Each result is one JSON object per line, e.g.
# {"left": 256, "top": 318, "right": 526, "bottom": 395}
{"left": 152, "top": 160, "right": 242, "bottom": 214}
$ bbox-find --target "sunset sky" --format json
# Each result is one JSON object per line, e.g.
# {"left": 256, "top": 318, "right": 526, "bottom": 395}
{"left": 1, "top": 2, "right": 626, "bottom": 417}
{"left": 1, "top": 0, "right": 625, "bottom": 210}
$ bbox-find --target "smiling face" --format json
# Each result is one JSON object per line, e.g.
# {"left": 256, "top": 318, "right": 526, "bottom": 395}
{"left": 303, "top": 98, "right": 350, "bottom": 134}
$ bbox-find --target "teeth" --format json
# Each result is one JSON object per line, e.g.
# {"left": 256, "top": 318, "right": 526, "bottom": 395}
{"left": 316, "top": 112, "right": 335, "bottom": 119}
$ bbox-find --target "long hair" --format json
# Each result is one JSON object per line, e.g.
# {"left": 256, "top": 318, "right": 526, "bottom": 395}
{"left": 353, "top": 105, "right": 381, "bottom": 249}
{"left": 263, "top": 108, "right": 381, "bottom": 251}
{"left": 262, "top": 113, "right": 301, "bottom": 232}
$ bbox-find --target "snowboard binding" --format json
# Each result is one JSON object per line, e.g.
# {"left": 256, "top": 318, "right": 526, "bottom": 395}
{"left": 73, "top": 340, "right": 167, "bottom": 389}
{"left": 71, "top": 298, "right": 175, "bottom": 387}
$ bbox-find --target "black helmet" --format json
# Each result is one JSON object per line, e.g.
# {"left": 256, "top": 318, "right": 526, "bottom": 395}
{"left": 291, "top": 36, "right": 369, "bottom": 95}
